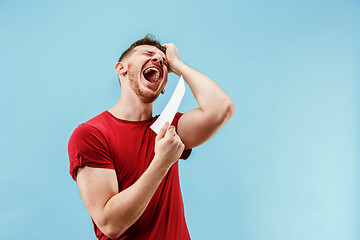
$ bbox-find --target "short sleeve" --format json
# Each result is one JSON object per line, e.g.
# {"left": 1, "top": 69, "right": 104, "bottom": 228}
{"left": 172, "top": 112, "right": 192, "bottom": 160}
{"left": 68, "top": 124, "right": 115, "bottom": 181}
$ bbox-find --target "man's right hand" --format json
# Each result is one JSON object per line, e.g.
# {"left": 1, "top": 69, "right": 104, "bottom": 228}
{"left": 76, "top": 122, "right": 185, "bottom": 239}
{"left": 154, "top": 122, "right": 185, "bottom": 167}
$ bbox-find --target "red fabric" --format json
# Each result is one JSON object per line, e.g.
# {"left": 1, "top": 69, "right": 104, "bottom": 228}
{"left": 68, "top": 111, "right": 191, "bottom": 240}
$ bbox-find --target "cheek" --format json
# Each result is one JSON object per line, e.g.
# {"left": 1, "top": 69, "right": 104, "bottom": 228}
{"left": 162, "top": 77, "right": 168, "bottom": 88}
{"left": 128, "top": 65, "right": 141, "bottom": 78}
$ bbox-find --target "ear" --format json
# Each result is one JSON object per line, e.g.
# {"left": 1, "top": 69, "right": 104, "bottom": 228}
{"left": 115, "top": 62, "right": 127, "bottom": 75}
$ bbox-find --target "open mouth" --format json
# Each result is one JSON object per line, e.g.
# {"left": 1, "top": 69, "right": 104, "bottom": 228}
{"left": 143, "top": 67, "right": 161, "bottom": 83}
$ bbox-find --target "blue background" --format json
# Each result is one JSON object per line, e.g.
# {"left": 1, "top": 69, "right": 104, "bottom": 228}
{"left": 1, "top": 0, "right": 359, "bottom": 239}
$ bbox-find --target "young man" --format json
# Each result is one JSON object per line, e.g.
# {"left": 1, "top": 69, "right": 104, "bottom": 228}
{"left": 68, "top": 35, "right": 234, "bottom": 240}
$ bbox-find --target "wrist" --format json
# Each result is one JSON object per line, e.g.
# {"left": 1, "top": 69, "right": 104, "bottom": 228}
{"left": 170, "top": 59, "right": 186, "bottom": 76}
{"left": 151, "top": 155, "right": 171, "bottom": 173}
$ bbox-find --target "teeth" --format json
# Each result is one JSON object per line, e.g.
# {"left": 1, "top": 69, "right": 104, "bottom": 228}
{"left": 144, "top": 67, "right": 160, "bottom": 74}
{"left": 144, "top": 67, "right": 161, "bottom": 82}
{"left": 154, "top": 72, "right": 160, "bottom": 82}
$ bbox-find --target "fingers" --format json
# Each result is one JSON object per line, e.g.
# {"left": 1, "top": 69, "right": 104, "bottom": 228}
{"left": 174, "top": 134, "right": 184, "bottom": 148}
{"left": 162, "top": 43, "right": 175, "bottom": 48}
{"left": 156, "top": 122, "right": 183, "bottom": 148}
{"left": 161, "top": 43, "right": 179, "bottom": 75}
{"left": 165, "top": 126, "right": 184, "bottom": 148}
{"left": 156, "top": 122, "right": 169, "bottom": 140}
{"left": 165, "top": 126, "right": 176, "bottom": 142}
{"left": 161, "top": 43, "right": 177, "bottom": 53}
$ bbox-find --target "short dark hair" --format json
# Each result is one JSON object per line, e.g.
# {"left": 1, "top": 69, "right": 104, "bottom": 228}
{"left": 118, "top": 34, "right": 166, "bottom": 62}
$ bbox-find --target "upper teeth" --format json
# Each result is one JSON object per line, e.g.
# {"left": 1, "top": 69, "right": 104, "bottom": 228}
{"left": 144, "top": 67, "right": 160, "bottom": 82}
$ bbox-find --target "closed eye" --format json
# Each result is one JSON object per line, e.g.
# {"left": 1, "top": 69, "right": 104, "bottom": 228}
{"left": 143, "top": 51, "right": 154, "bottom": 57}
{"left": 143, "top": 51, "right": 168, "bottom": 67}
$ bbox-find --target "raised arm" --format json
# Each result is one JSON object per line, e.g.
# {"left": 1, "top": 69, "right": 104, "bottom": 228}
{"left": 164, "top": 43, "right": 235, "bottom": 149}
{"left": 76, "top": 123, "right": 184, "bottom": 239}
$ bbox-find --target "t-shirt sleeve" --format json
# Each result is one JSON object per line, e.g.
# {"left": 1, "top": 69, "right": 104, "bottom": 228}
{"left": 172, "top": 112, "right": 192, "bottom": 160}
{"left": 68, "top": 123, "right": 115, "bottom": 181}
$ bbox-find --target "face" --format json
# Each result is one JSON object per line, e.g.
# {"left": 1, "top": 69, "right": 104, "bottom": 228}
{"left": 123, "top": 45, "right": 169, "bottom": 103}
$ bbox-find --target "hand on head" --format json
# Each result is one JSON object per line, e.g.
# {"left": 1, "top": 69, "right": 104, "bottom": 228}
{"left": 162, "top": 43, "right": 180, "bottom": 74}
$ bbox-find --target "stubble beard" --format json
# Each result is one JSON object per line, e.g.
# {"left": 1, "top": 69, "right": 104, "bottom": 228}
{"left": 127, "top": 64, "right": 160, "bottom": 103}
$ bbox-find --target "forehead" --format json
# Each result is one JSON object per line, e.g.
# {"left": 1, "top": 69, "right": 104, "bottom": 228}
{"left": 133, "top": 45, "right": 166, "bottom": 57}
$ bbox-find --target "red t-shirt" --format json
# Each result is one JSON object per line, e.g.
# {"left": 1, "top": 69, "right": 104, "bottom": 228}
{"left": 68, "top": 111, "right": 191, "bottom": 240}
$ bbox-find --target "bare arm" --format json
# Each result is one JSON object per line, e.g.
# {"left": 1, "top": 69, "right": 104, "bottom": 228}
{"left": 164, "top": 44, "right": 235, "bottom": 149}
{"left": 76, "top": 123, "right": 184, "bottom": 239}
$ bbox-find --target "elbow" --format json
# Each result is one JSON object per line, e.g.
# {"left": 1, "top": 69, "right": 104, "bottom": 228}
{"left": 221, "top": 99, "right": 235, "bottom": 123}
{"left": 226, "top": 99, "right": 235, "bottom": 120}
{"left": 98, "top": 221, "right": 127, "bottom": 239}
{"left": 101, "top": 225, "right": 124, "bottom": 239}
{"left": 207, "top": 99, "right": 234, "bottom": 127}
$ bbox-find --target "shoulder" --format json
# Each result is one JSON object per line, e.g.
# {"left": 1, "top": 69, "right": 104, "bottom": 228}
{"left": 84, "top": 111, "right": 111, "bottom": 130}
{"left": 68, "top": 111, "right": 111, "bottom": 149}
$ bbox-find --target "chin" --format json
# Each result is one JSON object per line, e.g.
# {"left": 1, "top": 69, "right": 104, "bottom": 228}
{"left": 134, "top": 86, "right": 161, "bottom": 103}
{"left": 139, "top": 80, "right": 166, "bottom": 103}
{"left": 142, "top": 91, "right": 161, "bottom": 103}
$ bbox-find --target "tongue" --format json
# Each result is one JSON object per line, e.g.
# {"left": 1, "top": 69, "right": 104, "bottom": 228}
{"left": 144, "top": 70, "right": 157, "bottom": 82}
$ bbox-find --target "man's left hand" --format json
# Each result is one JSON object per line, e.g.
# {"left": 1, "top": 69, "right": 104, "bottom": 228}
{"left": 162, "top": 43, "right": 181, "bottom": 75}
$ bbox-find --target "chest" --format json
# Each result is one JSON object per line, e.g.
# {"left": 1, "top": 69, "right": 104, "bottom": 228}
{"left": 108, "top": 124, "right": 156, "bottom": 190}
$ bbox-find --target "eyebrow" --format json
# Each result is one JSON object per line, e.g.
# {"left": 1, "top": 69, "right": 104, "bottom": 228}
{"left": 142, "top": 50, "right": 168, "bottom": 67}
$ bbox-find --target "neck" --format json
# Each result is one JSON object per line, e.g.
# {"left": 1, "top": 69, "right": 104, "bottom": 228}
{"left": 109, "top": 91, "right": 154, "bottom": 122}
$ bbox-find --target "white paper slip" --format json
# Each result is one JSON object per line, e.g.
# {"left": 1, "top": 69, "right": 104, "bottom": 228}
{"left": 150, "top": 76, "right": 186, "bottom": 134}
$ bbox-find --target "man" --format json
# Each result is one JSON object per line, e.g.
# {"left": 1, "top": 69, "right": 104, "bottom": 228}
{"left": 68, "top": 34, "right": 234, "bottom": 239}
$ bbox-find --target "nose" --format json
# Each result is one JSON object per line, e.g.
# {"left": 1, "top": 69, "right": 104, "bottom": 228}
{"left": 151, "top": 54, "right": 163, "bottom": 65}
